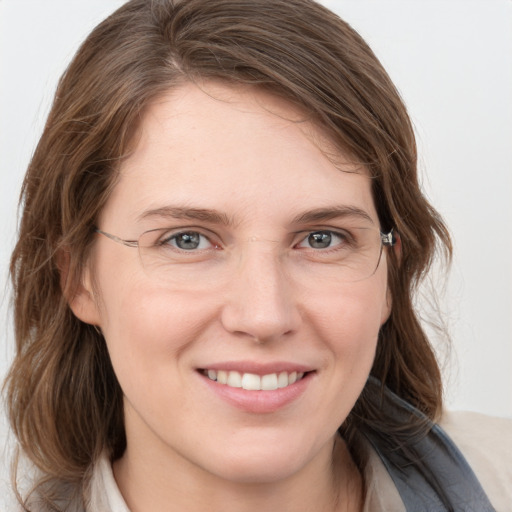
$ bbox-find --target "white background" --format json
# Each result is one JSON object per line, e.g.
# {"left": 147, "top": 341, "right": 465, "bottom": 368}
{"left": 1, "top": 0, "right": 511, "bottom": 457}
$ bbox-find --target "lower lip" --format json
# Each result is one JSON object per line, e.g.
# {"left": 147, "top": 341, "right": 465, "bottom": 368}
{"left": 198, "top": 372, "right": 313, "bottom": 413}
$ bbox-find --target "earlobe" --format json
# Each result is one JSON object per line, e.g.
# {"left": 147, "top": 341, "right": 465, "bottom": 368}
{"left": 381, "top": 287, "right": 392, "bottom": 325}
{"left": 68, "top": 276, "right": 102, "bottom": 325}
{"left": 57, "top": 248, "right": 101, "bottom": 326}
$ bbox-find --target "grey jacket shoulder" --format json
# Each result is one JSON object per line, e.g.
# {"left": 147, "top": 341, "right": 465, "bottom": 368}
{"left": 359, "top": 378, "right": 508, "bottom": 511}
{"left": 440, "top": 411, "right": 512, "bottom": 512}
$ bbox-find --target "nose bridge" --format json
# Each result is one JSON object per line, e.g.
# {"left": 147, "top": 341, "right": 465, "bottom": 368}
{"left": 221, "top": 239, "right": 300, "bottom": 341}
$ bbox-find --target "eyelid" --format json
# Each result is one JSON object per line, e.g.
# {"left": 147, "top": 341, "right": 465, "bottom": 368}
{"left": 292, "top": 224, "right": 353, "bottom": 238}
{"left": 169, "top": 232, "right": 213, "bottom": 249}
{"left": 149, "top": 226, "right": 223, "bottom": 249}
{"left": 294, "top": 229, "right": 347, "bottom": 249}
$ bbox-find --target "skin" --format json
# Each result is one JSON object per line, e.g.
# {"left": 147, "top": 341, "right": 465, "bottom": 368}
{"left": 71, "top": 82, "right": 392, "bottom": 512}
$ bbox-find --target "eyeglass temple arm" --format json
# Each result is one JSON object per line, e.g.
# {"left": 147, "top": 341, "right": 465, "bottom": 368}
{"left": 96, "top": 229, "right": 139, "bottom": 248}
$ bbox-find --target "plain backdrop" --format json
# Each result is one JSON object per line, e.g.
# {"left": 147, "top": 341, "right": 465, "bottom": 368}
{"left": 1, "top": 1, "right": 511, "bottom": 478}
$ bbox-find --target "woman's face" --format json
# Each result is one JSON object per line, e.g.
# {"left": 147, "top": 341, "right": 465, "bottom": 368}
{"left": 74, "top": 82, "right": 391, "bottom": 484}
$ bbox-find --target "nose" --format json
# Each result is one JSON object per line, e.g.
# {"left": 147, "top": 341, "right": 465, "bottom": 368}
{"left": 220, "top": 244, "right": 301, "bottom": 343}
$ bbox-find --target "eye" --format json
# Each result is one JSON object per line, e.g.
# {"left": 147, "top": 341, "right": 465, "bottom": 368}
{"left": 297, "top": 230, "right": 346, "bottom": 250}
{"left": 163, "top": 231, "right": 215, "bottom": 251}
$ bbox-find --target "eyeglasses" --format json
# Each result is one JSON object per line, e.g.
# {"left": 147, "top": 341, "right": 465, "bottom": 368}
{"left": 96, "top": 226, "right": 396, "bottom": 284}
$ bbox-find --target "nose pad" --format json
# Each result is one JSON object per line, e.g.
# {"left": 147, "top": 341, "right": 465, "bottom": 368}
{"left": 220, "top": 240, "right": 300, "bottom": 343}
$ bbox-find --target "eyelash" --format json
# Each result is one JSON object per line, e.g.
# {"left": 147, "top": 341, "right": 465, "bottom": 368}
{"left": 155, "top": 229, "right": 351, "bottom": 252}
{"left": 295, "top": 230, "right": 350, "bottom": 251}
{"left": 158, "top": 231, "right": 219, "bottom": 251}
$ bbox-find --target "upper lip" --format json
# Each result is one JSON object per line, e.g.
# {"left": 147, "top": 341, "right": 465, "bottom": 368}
{"left": 197, "top": 360, "right": 315, "bottom": 375}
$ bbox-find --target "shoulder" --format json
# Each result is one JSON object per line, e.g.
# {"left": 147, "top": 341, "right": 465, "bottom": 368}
{"left": 439, "top": 410, "right": 512, "bottom": 512}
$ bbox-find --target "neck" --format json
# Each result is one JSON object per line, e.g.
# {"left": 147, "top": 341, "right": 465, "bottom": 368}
{"left": 113, "top": 434, "right": 362, "bottom": 512}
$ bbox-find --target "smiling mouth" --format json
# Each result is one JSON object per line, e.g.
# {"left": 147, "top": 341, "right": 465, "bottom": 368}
{"left": 200, "top": 369, "right": 307, "bottom": 391}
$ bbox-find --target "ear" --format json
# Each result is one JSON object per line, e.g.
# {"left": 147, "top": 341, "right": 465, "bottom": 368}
{"left": 381, "top": 287, "right": 392, "bottom": 325}
{"left": 57, "top": 248, "right": 102, "bottom": 326}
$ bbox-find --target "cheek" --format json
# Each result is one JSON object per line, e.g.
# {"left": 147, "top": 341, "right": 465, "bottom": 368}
{"left": 96, "top": 273, "right": 220, "bottom": 394}
{"left": 295, "top": 281, "right": 387, "bottom": 433}
{"left": 97, "top": 287, "right": 196, "bottom": 423}
{"left": 92, "top": 242, "right": 206, "bottom": 355}
{"left": 309, "top": 274, "right": 388, "bottom": 374}
{"left": 102, "top": 286, "right": 203, "bottom": 358}
{"left": 315, "top": 276, "right": 388, "bottom": 337}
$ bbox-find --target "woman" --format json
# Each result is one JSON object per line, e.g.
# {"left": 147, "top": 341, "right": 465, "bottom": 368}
{"left": 4, "top": 0, "right": 511, "bottom": 511}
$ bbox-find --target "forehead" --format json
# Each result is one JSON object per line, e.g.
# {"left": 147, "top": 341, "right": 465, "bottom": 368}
{"left": 100, "top": 82, "right": 377, "bottom": 230}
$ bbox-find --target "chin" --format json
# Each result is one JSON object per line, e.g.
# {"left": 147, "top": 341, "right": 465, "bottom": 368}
{"left": 207, "top": 456, "right": 305, "bottom": 485}
{"left": 196, "top": 431, "right": 331, "bottom": 485}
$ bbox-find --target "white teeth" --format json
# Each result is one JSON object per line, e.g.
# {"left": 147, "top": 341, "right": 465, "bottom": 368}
{"left": 241, "top": 373, "right": 261, "bottom": 390}
{"left": 227, "top": 371, "right": 242, "bottom": 388}
{"left": 277, "top": 371, "right": 289, "bottom": 388}
{"left": 217, "top": 370, "right": 228, "bottom": 384}
{"left": 261, "top": 373, "right": 278, "bottom": 390}
{"left": 204, "top": 369, "right": 306, "bottom": 390}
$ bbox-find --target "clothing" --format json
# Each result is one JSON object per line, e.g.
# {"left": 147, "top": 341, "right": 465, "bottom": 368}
{"left": 357, "top": 380, "right": 512, "bottom": 511}
{"left": 83, "top": 397, "right": 512, "bottom": 511}
{"left": 356, "top": 411, "right": 512, "bottom": 512}
{"left": 20, "top": 380, "right": 512, "bottom": 511}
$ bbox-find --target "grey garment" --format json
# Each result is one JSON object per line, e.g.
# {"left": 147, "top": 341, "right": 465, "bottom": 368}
{"left": 360, "top": 378, "right": 495, "bottom": 512}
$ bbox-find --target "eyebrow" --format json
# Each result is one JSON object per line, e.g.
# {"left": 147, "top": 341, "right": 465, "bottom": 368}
{"left": 138, "top": 206, "right": 235, "bottom": 226}
{"left": 138, "top": 205, "right": 375, "bottom": 227}
{"left": 291, "top": 206, "right": 375, "bottom": 226}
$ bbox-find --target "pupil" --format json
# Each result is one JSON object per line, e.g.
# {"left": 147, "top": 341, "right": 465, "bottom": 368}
{"left": 176, "top": 232, "right": 200, "bottom": 250}
{"left": 309, "top": 232, "right": 331, "bottom": 248}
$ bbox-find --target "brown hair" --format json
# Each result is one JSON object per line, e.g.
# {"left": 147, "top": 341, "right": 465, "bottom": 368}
{"left": 5, "top": 0, "right": 451, "bottom": 506}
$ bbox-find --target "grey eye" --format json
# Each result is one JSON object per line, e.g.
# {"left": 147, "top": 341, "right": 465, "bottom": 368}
{"left": 307, "top": 232, "right": 333, "bottom": 249}
{"left": 171, "top": 232, "right": 205, "bottom": 250}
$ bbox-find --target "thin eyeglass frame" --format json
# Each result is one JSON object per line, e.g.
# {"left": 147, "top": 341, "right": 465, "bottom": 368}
{"left": 96, "top": 228, "right": 396, "bottom": 249}
{"left": 95, "top": 227, "right": 396, "bottom": 282}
